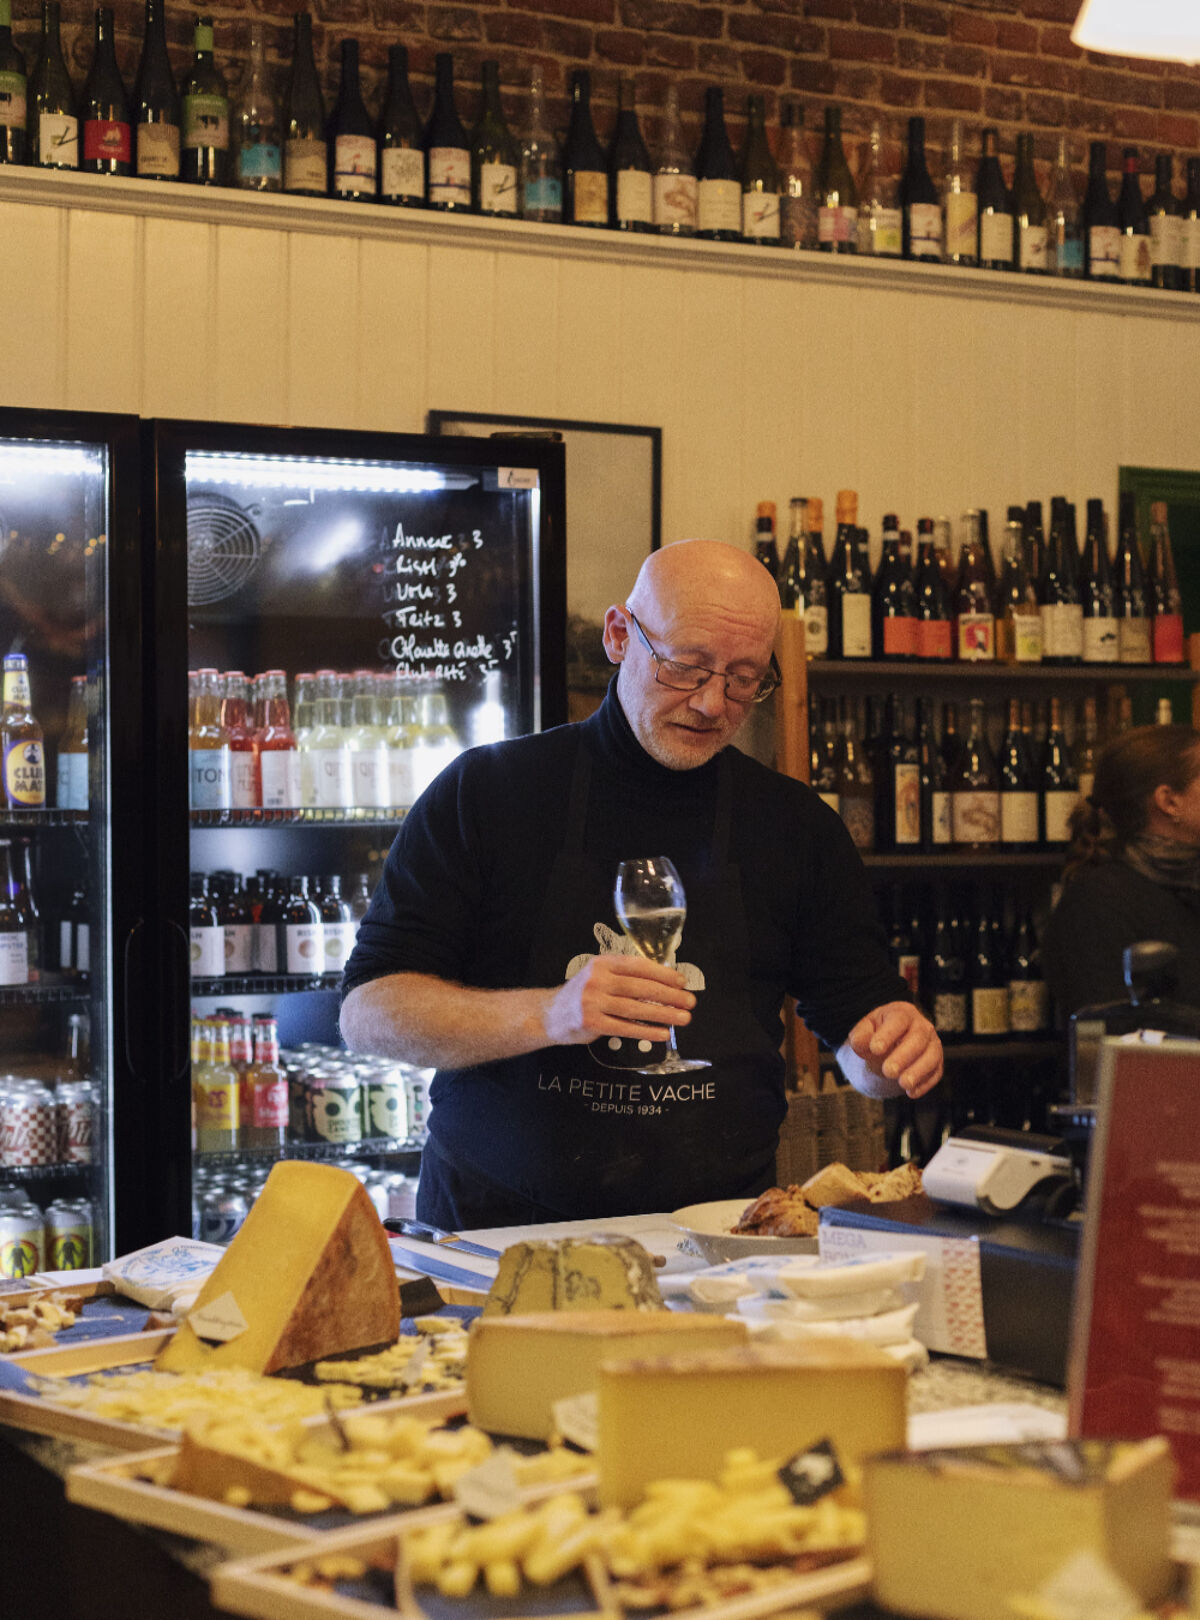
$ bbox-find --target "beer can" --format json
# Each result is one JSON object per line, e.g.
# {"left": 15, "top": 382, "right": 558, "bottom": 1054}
{"left": 0, "top": 1197, "right": 45, "bottom": 1279}
{"left": 384, "top": 1171, "right": 419, "bottom": 1222}
{"left": 200, "top": 1185, "right": 248, "bottom": 1245}
{"left": 404, "top": 1069, "right": 432, "bottom": 1143}
{"left": 45, "top": 1198, "right": 92, "bottom": 1270}
{"left": 363, "top": 1067, "right": 408, "bottom": 1142}
{"left": 55, "top": 1078, "right": 97, "bottom": 1165}
{"left": 307, "top": 1071, "right": 363, "bottom": 1146}
{"left": 0, "top": 1078, "right": 58, "bottom": 1167}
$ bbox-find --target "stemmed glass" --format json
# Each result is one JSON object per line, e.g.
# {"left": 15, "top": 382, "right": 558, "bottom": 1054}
{"left": 613, "top": 857, "right": 710, "bottom": 1076}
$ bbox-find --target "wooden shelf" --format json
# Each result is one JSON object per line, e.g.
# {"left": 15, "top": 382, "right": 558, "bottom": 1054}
{"left": 805, "top": 659, "right": 1199, "bottom": 683}
{"left": 862, "top": 851, "right": 1063, "bottom": 870}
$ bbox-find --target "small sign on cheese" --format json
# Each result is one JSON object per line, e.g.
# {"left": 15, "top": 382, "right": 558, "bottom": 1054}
{"left": 187, "top": 1290, "right": 249, "bottom": 1344}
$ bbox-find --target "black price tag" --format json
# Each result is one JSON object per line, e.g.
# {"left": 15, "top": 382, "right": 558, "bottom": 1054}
{"left": 399, "top": 1277, "right": 446, "bottom": 1318}
{"left": 778, "top": 1439, "right": 844, "bottom": 1504}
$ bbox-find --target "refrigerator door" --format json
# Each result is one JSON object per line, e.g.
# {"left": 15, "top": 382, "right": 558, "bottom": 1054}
{"left": 0, "top": 409, "right": 144, "bottom": 1269}
{"left": 146, "top": 421, "right": 566, "bottom": 1244}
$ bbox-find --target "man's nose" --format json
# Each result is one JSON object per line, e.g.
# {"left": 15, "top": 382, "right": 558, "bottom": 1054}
{"left": 689, "top": 675, "right": 730, "bottom": 717}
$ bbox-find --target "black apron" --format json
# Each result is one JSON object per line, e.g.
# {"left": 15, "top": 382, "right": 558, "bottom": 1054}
{"left": 417, "top": 739, "right": 786, "bottom": 1228}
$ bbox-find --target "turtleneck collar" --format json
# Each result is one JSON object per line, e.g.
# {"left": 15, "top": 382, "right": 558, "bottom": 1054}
{"left": 581, "top": 676, "right": 725, "bottom": 799}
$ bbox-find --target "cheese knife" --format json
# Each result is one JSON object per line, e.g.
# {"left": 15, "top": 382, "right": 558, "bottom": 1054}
{"left": 383, "top": 1218, "right": 501, "bottom": 1261}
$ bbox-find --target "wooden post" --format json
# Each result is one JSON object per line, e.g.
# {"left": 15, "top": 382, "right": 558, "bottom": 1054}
{"left": 1190, "top": 633, "right": 1200, "bottom": 729}
{"left": 773, "top": 616, "right": 821, "bottom": 1096}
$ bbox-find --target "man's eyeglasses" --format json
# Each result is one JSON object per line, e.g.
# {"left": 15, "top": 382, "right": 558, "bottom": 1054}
{"left": 626, "top": 610, "right": 781, "bottom": 705}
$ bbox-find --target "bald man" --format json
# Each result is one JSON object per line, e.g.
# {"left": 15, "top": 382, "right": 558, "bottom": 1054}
{"left": 341, "top": 540, "right": 941, "bottom": 1229}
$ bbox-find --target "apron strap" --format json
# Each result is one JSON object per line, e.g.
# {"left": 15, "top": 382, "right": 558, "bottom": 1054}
{"left": 563, "top": 739, "right": 593, "bottom": 856}
{"left": 711, "top": 750, "right": 734, "bottom": 866}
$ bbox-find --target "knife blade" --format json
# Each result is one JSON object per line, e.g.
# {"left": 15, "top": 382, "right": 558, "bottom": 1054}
{"left": 384, "top": 1218, "right": 501, "bottom": 1261}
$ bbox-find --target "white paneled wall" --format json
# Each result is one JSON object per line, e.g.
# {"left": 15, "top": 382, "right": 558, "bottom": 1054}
{"left": 3, "top": 167, "right": 1200, "bottom": 554}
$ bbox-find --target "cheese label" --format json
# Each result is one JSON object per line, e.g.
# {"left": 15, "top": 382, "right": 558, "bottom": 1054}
{"left": 552, "top": 1390, "right": 599, "bottom": 1452}
{"left": 453, "top": 1446, "right": 522, "bottom": 1519}
{"left": 188, "top": 1289, "right": 249, "bottom": 1343}
{"left": 778, "top": 1438, "right": 844, "bottom": 1504}
{"left": 1033, "top": 1548, "right": 1144, "bottom": 1620}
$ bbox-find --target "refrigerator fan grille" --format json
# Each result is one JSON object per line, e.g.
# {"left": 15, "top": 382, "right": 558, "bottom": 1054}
{"left": 186, "top": 493, "right": 263, "bottom": 606}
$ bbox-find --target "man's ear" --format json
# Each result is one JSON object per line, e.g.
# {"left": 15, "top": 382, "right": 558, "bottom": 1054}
{"left": 602, "top": 605, "right": 630, "bottom": 666}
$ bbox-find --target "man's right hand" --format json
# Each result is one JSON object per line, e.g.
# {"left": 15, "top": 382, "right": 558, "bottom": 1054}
{"left": 542, "top": 956, "right": 696, "bottom": 1047}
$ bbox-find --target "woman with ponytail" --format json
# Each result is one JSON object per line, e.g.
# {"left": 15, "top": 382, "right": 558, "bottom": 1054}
{"left": 1042, "top": 723, "right": 1200, "bottom": 1016}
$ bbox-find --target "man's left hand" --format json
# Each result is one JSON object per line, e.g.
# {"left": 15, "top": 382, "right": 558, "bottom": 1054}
{"left": 845, "top": 1001, "right": 943, "bottom": 1099}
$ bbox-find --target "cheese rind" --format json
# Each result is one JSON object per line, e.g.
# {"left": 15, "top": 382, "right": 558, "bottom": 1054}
{"left": 596, "top": 1338, "right": 906, "bottom": 1508}
{"left": 482, "top": 1236, "right": 664, "bottom": 1316}
{"left": 155, "top": 1162, "right": 400, "bottom": 1374}
{"left": 467, "top": 1310, "right": 748, "bottom": 1441}
{"left": 865, "top": 1438, "right": 1175, "bottom": 1620}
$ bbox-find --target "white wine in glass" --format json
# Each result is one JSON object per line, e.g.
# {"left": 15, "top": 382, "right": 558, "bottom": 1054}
{"left": 614, "top": 856, "right": 710, "bottom": 1075}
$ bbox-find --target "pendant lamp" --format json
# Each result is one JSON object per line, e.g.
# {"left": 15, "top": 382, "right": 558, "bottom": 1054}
{"left": 1071, "top": 0, "right": 1200, "bottom": 65}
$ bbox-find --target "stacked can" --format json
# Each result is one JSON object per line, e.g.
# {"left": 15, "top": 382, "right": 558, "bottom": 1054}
{"left": 0, "top": 1191, "right": 45, "bottom": 1279}
{"left": 45, "top": 1198, "right": 94, "bottom": 1269}
{"left": 55, "top": 1079, "right": 97, "bottom": 1164}
{"left": 0, "top": 1077, "right": 58, "bottom": 1168}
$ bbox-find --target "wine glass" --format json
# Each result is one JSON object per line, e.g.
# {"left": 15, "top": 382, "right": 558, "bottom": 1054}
{"left": 613, "top": 857, "right": 710, "bottom": 1076}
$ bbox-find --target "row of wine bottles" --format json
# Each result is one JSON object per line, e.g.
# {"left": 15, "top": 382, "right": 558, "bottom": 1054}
{"left": 759, "top": 490, "right": 1186, "bottom": 666}
{"left": 188, "top": 866, "right": 370, "bottom": 979}
{"left": 5, "top": 0, "right": 1200, "bottom": 289}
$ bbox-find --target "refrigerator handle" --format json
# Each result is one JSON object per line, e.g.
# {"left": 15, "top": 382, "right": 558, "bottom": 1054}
{"left": 164, "top": 918, "right": 192, "bottom": 1081}
{"left": 123, "top": 918, "right": 146, "bottom": 1083}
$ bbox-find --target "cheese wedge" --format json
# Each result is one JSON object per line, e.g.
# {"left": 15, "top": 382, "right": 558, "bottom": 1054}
{"left": 865, "top": 1438, "right": 1175, "bottom": 1620}
{"left": 482, "top": 1235, "right": 664, "bottom": 1316}
{"left": 466, "top": 1309, "right": 749, "bottom": 1441}
{"left": 597, "top": 1338, "right": 906, "bottom": 1508}
{"left": 155, "top": 1162, "right": 399, "bottom": 1374}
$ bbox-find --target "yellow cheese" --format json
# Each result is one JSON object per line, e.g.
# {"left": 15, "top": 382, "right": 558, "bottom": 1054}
{"left": 155, "top": 1162, "right": 399, "bottom": 1374}
{"left": 597, "top": 1338, "right": 906, "bottom": 1508}
{"left": 466, "top": 1309, "right": 748, "bottom": 1441}
{"left": 482, "top": 1236, "right": 663, "bottom": 1316}
{"left": 865, "top": 1438, "right": 1175, "bottom": 1620}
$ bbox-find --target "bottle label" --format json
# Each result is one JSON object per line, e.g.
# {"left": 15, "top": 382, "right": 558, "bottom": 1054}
{"left": 653, "top": 171, "right": 696, "bottom": 231}
{"left": 1018, "top": 222, "right": 1048, "bottom": 270}
{"left": 571, "top": 169, "right": 608, "bottom": 224}
{"left": 1013, "top": 612, "right": 1044, "bottom": 662}
{"left": 1182, "top": 214, "right": 1200, "bottom": 271}
{"left": 190, "top": 747, "right": 232, "bottom": 811}
{"left": 952, "top": 789, "right": 1000, "bottom": 846}
{"left": 224, "top": 923, "right": 254, "bottom": 975}
{"left": 59, "top": 918, "right": 73, "bottom": 973}
{"left": 0, "top": 72, "right": 25, "bottom": 131}
{"left": 4, "top": 740, "right": 45, "bottom": 807}
{"left": 956, "top": 612, "right": 995, "bottom": 661}
{"left": 230, "top": 751, "right": 259, "bottom": 810}
{"left": 334, "top": 133, "right": 376, "bottom": 194}
{"left": 697, "top": 177, "right": 740, "bottom": 234}
{"left": 840, "top": 594, "right": 872, "bottom": 658}
{"left": 1043, "top": 789, "right": 1078, "bottom": 844}
{"left": 933, "top": 989, "right": 967, "bottom": 1035}
{"left": 37, "top": 112, "right": 78, "bottom": 167}
{"left": 428, "top": 145, "right": 471, "bottom": 205}
{"left": 55, "top": 752, "right": 70, "bottom": 810}
{"left": 803, "top": 604, "right": 828, "bottom": 657}
{"left": 195, "top": 1076, "right": 238, "bottom": 1131}
{"left": 389, "top": 747, "right": 416, "bottom": 810}
{"left": 480, "top": 161, "right": 519, "bottom": 214}
{"left": 1055, "top": 234, "right": 1084, "bottom": 274}
{"left": 0, "top": 931, "right": 28, "bottom": 987}
{"left": 251, "top": 1076, "right": 289, "bottom": 1129}
{"left": 931, "top": 789, "right": 952, "bottom": 845}
{"left": 253, "top": 923, "right": 279, "bottom": 975}
{"left": 183, "top": 94, "right": 229, "bottom": 152}
{"left": 818, "top": 203, "right": 856, "bottom": 245}
{"left": 908, "top": 201, "right": 941, "bottom": 257}
{"left": 308, "top": 747, "right": 353, "bottom": 809}
{"left": 897, "top": 953, "right": 920, "bottom": 999}
{"left": 1082, "top": 615, "right": 1119, "bottom": 662}
{"left": 1000, "top": 791, "right": 1038, "bottom": 844}
{"left": 860, "top": 205, "right": 901, "bottom": 256}
{"left": 616, "top": 168, "right": 653, "bottom": 225}
{"left": 742, "top": 188, "right": 780, "bottom": 240}
{"left": 839, "top": 795, "right": 874, "bottom": 852}
{"left": 137, "top": 120, "right": 180, "bottom": 177}
{"left": 321, "top": 919, "right": 357, "bottom": 970}
{"left": 1041, "top": 600, "right": 1084, "bottom": 659}
{"left": 1078, "top": 769, "right": 1095, "bottom": 802}
{"left": 522, "top": 172, "right": 561, "bottom": 215}
{"left": 285, "top": 921, "right": 325, "bottom": 976}
{"left": 238, "top": 140, "right": 281, "bottom": 183}
{"left": 260, "top": 748, "right": 300, "bottom": 809}
{"left": 1119, "top": 231, "right": 1151, "bottom": 281}
{"left": 1150, "top": 213, "right": 1182, "bottom": 268}
{"left": 893, "top": 762, "right": 920, "bottom": 845}
{"left": 972, "top": 985, "right": 1010, "bottom": 1036}
{"left": 1009, "top": 978, "right": 1049, "bottom": 1033}
{"left": 381, "top": 145, "right": 424, "bottom": 199}
{"left": 3, "top": 667, "right": 31, "bottom": 707}
{"left": 1118, "top": 616, "right": 1152, "bottom": 663}
{"left": 917, "top": 618, "right": 953, "bottom": 660}
{"left": 285, "top": 136, "right": 326, "bottom": 192}
{"left": 76, "top": 920, "right": 90, "bottom": 973}
{"left": 1088, "top": 223, "right": 1120, "bottom": 276}
{"left": 190, "top": 924, "right": 225, "bottom": 977}
{"left": 781, "top": 192, "right": 817, "bottom": 249}
{"left": 351, "top": 749, "right": 389, "bottom": 809}
{"left": 980, "top": 210, "right": 1013, "bottom": 264}
{"left": 83, "top": 118, "right": 131, "bottom": 164}
{"left": 1152, "top": 612, "right": 1185, "bottom": 664}
{"left": 945, "top": 191, "right": 977, "bottom": 258}
{"left": 882, "top": 615, "right": 918, "bottom": 657}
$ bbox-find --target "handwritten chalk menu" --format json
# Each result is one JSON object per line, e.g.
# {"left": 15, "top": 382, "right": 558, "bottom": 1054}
{"left": 1068, "top": 1038, "right": 1200, "bottom": 1500}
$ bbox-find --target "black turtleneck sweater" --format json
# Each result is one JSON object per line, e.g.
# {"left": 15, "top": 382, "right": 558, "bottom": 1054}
{"left": 344, "top": 683, "right": 904, "bottom": 1217}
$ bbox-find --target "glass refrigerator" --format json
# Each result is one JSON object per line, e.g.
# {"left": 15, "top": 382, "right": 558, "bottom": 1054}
{"left": 0, "top": 408, "right": 146, "bottom": 1275}
{"left": 143, "top": 421, "right": 567, "bottom": 1247}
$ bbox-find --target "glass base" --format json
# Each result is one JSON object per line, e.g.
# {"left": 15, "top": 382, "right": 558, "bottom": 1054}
{"left": 634, "top": 1055, "right": 712, "bottom": 1075}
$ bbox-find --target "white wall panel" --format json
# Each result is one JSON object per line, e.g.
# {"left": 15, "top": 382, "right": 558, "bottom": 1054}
{"left": 426, "top": 244, "right": 495, "bottom": 416}
{"left": 64, "top": 209, "right": 141, "bottom": 415}
{"left": 672, "top": 269, "right": 745, "bottom": 544}
{"left": 286, "top": 233, "right": 360, "bottom": 428}
{"left": 141, "top": 217, "right": 215, "bottom": 420}
{"left": 555, "top": 256, "right": 625, "bottom": 426}
{"left": 355, "top": 237, "right": 428, "bottom": 435}
{"left": 0, "top": 202, "right": 67, "bottom": 408}
{"left": 213, "top": 225, "right": 288, "bottom": 426}
{"left": 492, "top": 251, "right": 560, "bottom": 420}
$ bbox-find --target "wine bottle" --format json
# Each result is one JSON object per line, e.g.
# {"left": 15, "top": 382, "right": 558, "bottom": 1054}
{"left": 918, "top": 697, "right": 951, "bottom": 852}
{"left": 954, "top": 510, "right": 995, "bottom": 662}
{"left": 563, "top": 68, "right": 607, "bottom": 227}
{"left": 29, "top": 0, "right": 77, "bottom": 169}
{"left": 826, "top": 490, "right": 871, "bottom": 659}
{"left": 694, "top": 85, "right": 740, "bottom": 241}
{"left": 472, "top": 59, "right": 519, "bottom": 217}
{"left": 329, "top": 37, "right": 375, "bottom": 200}
{"left": 998, "top": 697, "right": 1037, "bottom": 852}
{"left": 180, "top": 16, "right": 228, "bottom": 186}
{"left": 995, "top": 511, "right": 1043, "bottom": 663}
{"left": 0, "top": 0, "right": 27, "bottom": 165}
{"left": 1007, "top": 903, "right": 1049, "bottom": 1034}
{"left": 651, "top": 81, "right": 694, "bottom": 236}
{"left": 882, "top": 695, "right": 921, "bottom": 850}
{"left": 929, "top": 888, "right": 967, "bottom": 1042}
{"left": 608, "top": 76, "right": 652, "bottom": 231}
{"left": 872, "top": 512, "right": 917, "bottom": 659}
{"left": 1023, "top": 499, "right": 1046, "bottom": 586}
{"left": 1113, "top": 490, "right": 1152, "bottom": 663}
{"left": 976, "top": 127, "right": 1013, "bottom": 271}
{"left": 913, "top": 518, "right": 952, "bottom": 661}
{"left": 1047, "top": 133, "right": 1082, "bottom": 276}
{"left": 1073, "top": 695, "right": 1098, "bottom": 802}
{"left": 1146, "top": 500, "right": 1185, "bottom": 664}
{"left": 810, "top": 697, "right": 840, "bottom": 813}
{"left": 778, "top": 100, "right": 816, "bottom": 250}
{"left": 1116, "top": 146, "right": 1151, "bottom": 284}
{"left": 857, "top": 118, "right": 900, "bottom": 257}
{"left": 1084, "top": 140, "right": 1120, "bottom": 280}
{"left": 234, "top": 20, "right": 280, "bottom": 191}
{"left": 970, "top": 888, "right": 1010, "bottom": 1040}
{"left": 1080, "top": 497, "right": 1118, "bottom": 663}
{"left": 1146, "top": 153, "right": 1183, "bottom": 292}
{"left": 940, "top": 699, "right": 960, "bottom": 776}
{"left": 901, "top": 115, "right": 940, "bottom": 260}
{"left": 424, "top": 51, "right": 469, "bottom": 211}
{"left": 1012, "top": 132, "right": 1047, "bottom": 273}
{"left": 886, "top": 883, "right": 921, "bottom": 998}
{"left": 801, "top": 501, "right": 830, "bottom": 657}
{"left": 1183, "top": 156, "right": 1200, "bottom": 294}
{"left": 815, "top": 104, "right": 857, "bottom": 254}
{"left": 779, "top": 496, "right": 828, "bottom": 659}
{"left": 753, "top": 501, "right": 779, "bottom": 575}
{"left": 80, "top": 6, "right": 130, "bottom": 175}
{"left": 378, "top": 44, "right": 423, "bottom": 208}
{"left": 277, "top": 874, "right": 325, "bottom": 980}
{"left": 942, "top": 117, "right": 976, "bottom": 266}
{"left": 835, "top": 696, "right": 874, "bottom": 852}
{"left": 1039, "top": 496, "right": 1084, "bottom": 665}
{"left": 739, "top": 93, "right": 780, "bottom": 244}
{"left": 1039, "top": 696, "right": 1078, "bottom": 847}
{"left": 951, "top": 697, "right": 1000, "bottom": 850}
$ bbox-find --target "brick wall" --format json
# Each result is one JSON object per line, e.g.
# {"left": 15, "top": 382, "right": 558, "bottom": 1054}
{"left": 21, "top": 0, "right": 1200, "bottom": 193}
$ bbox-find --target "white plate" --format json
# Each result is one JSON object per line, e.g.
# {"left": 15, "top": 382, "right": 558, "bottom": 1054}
{"left": 669, "top": 1200, "right": 819, "bottom": 1264}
